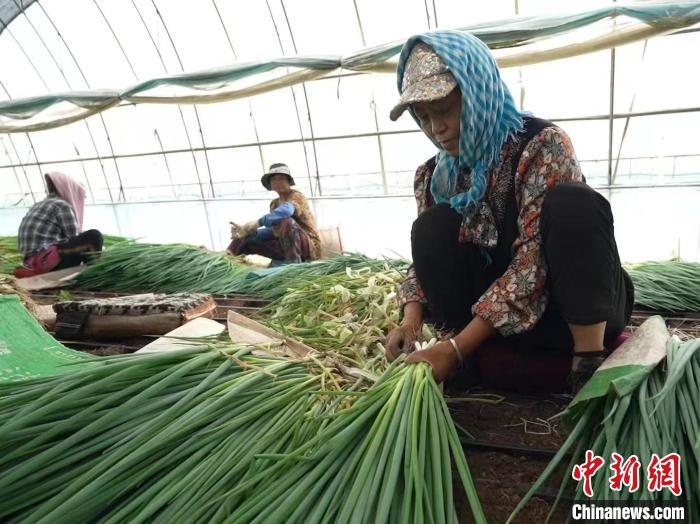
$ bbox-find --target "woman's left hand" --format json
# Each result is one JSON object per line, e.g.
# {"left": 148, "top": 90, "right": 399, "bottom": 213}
{"left": 406, "top": 340, "right": 460, "bottom": 383}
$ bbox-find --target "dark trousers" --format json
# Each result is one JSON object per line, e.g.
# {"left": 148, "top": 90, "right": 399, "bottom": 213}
{"left": 55, "top": 229, "right": 104, "bottom": 270}
{"left": 411, "top": 183, "right": 634, "bottom": 352}
{"left": 228, "top": 218, "right": 310, "bottom": 263}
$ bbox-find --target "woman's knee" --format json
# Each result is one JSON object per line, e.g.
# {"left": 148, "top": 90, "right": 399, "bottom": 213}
{"left": 411, "top": 203, "right": 461, "bottom": 252}
{"left": 542, "top": 183, "right": 612, "bottom": 234}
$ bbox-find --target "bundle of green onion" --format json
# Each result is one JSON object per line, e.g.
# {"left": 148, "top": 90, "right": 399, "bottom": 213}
{"left": 0, "top": 344, "right": 484, "bottom": 523}
{"left": 240, "top": 253, "right": 409, "bottom": 300}
{"left": 0, "top": 345, "right": 327, "bottom": 522}
{"left": 263, "top": 266, "right": 418, "bottom": 371}
{"left": 75, "top": 242, "right": 250, "bottom": 294}
{"left": 223, "top": 361, "right": 486, "bottom": 523}
{"left": 508, "top": 334, "right": 700, "bottom": 523}
{"left": 626, "top": 260, "right": 700, "bottom": 312}
{"left": 0, "top": 236, "right": 22, "bottom": 273}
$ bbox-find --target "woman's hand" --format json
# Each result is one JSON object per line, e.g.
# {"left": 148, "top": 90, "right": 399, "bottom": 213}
{"left": 406, "top": 340, "right": 460, "bottom": 383}
{"left": 406, "top": 316, "right": 497, "bottom": 383}
{"left": 385, "top": 323, "right": 421, "bottom": 361}
{"left": 385, "top": 302, "right": 424, "bottom": 361}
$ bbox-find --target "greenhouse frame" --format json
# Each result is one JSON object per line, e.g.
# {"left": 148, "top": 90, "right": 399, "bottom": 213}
{"left": 1, "top": 2, "right": 700, "bottom": 523}
{"left": 0, "top": 0, "right": 698, "bottom": 260}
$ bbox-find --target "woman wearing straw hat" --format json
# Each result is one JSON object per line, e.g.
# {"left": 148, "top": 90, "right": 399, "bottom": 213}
{"left": 384, "top": 31, "right": 634, "bottom": 388}
{"left": 227, "top": 163, "right": 321, "bottom": 264}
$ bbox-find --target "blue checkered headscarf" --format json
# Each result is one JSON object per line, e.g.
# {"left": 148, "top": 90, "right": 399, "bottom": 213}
{"left": 396, "top": 31, "right": 523, "bottom": 214}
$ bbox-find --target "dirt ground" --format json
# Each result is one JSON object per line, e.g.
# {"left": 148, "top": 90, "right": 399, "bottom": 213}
{"left": 449, "top": 389, "right": 573, "bottom": 523}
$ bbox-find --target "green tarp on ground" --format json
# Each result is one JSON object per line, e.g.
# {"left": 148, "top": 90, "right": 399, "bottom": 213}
{"left": 0, "top": 295, "right": 91, "bottom": 383}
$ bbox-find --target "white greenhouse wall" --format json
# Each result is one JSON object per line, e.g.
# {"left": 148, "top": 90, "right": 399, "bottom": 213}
{"left": 1, "top": 187, "right": 698, "bottom": 263}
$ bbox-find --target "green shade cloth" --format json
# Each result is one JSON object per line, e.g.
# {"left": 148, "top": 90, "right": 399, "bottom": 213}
{"left": 0, "top": 295, "right": 92, "bottom": 383}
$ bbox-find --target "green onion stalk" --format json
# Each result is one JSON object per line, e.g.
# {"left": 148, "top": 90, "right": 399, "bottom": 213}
{"left": 75, "top": 242, "right": 251, "bottom": 294}
{"left": 507, "top": 336, "right": 700, "bottom": 523}
{"left": 222, "top": 361, "right": 486, "bottom": 524}
{"left": 0, "top": 344, "right": 330, "bottom": 523}
{"left": 0, "top": 236, "right": 22, "bottom": 273}
{"left": 75, "top": 242, "right": 408, "bottom": 299}
{"left": 262, "top": 266, "right": 433, "bottom": 374}
{"left": 626, "top": 261, "right": 700, "bottom": 313}
{"left": 239, "top": 253, "right": 410, "bottom": 300}
{"left": 0, "top": 345, "right": 484, "bottom": 523}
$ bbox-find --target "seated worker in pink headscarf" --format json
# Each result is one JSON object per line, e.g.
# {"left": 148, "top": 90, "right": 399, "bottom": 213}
{"left": 227, "top": 163, "right": 321, "bottom": 265}
{"left": 16, "top": 172, "right": 103, "bottom": 276}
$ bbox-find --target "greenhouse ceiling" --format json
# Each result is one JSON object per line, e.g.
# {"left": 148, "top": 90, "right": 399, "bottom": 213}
{"left": 0, "top": 1, "right": 699, "bottom": 262}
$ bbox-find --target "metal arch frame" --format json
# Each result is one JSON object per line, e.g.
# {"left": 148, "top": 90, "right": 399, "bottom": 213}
{"left": 129, "top": 0, "right": 207, "bottom": 202}
{"left": 0, "top": 136, "right": 25, "bottom": 200}
{"left": 90, "top": 0, "right": 138, "bottom": 81}
{"left": 5, "top": 104, "right": 700, "bottom": 168}
{"left": 352, "top": 0, "right": 388, "bottom": 194}
{"left": 423, "top": 0, "right": 432, "bottom": 30}
{"left": 263, "top": 0, "right": 320, "bottom": 197}
{"left": 606, "top": 0, "right": 619, "bottom": 188}
{"left": 210, "top": 0, "right": 268, "bottom": 187}
{"left": 1, "top": 1, "right": 700, "bottom": 205}
{"left": 33, "top": 1, "right": 127, "bottom": 201}
{"left": 0, "top": 12, "right": 45, "bottom": 203}
{"left": 93, "top": 0, "right": 219, "bottom": 204}
{"left": 0, "top": 0, "right": 36, "bottom": 36}
{"left": 12, "top": 0, "right": 115, "bottom": 202}
{"left": 612, "top": 39, "right": 649, "bottom": 185}
{"left": 0, "top": 85, "right": 37, "bottom": 204}
{"left": 133, "top": 0, "right": 217, "bottom": 247}
{"left": 93, "top": 0, "right": 176, "bottom": 201}
{"left": 279, "top": 0, "right": 324, "bottom": 196}
{"left": 149, "top": 0, "right": 216, "bottom": 201}
{"left": 0, "top": 16, "right": 47, "bottom": 91}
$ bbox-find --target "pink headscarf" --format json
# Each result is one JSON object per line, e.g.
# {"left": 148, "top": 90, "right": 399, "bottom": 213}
{"left": 45, "top": 172, "right": 86, "bottom": 230}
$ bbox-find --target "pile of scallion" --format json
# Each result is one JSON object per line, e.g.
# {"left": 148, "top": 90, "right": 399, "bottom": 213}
{"left": 223, "top": 361, "right": 486, "bottom": 523}
{"left": 0, "top": 344, "right": 485, "bottom": 523}
{"left": 74, "top": 241, "right": 406, "bottom": 300}
{"left": 0, "top": 236, "right": 22, "bottom": 273}
{"left": 239, "top": 254, "right": 409, "bottom": 300}
{"left": 508, "top": 333, "right": 700, "bottom": 523}
{"left": 626, "top": 260, "right": 700, "bottom": 312}
{"left": 75, "top": 242, "right": 250, "bottom": 294}
{"left": 262, "top": 265, "right": 429, "bottom": 372}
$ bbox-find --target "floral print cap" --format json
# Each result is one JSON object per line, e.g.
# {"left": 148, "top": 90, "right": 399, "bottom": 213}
{"left": 389, "top": 42, "right": 457, "bottom": 121}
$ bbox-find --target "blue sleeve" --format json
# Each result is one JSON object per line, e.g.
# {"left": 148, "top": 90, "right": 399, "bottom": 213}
{"left": 259, "top": 202, "right": 295, "bottom": 227}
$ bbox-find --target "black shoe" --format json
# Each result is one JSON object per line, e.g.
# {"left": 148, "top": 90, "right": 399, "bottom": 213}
{"left": 568, "top": 352, "right": 607, "bottom": 394}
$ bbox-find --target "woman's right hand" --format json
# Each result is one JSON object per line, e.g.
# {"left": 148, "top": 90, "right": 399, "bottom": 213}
{"left": 385, "top": 323, "right": 422, "bottom": 361}
{"left": 385, "top": 302, "right": 424, "bottom": 361}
